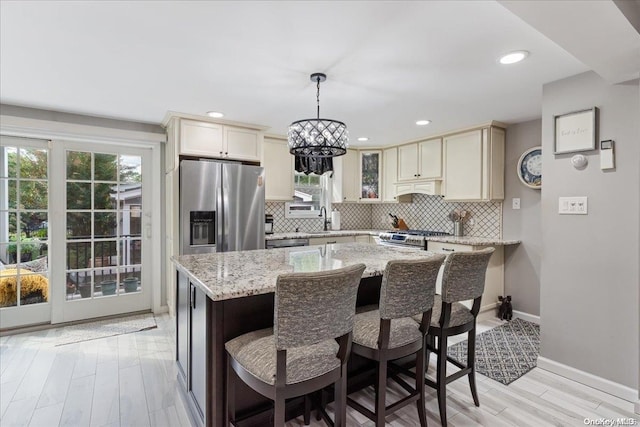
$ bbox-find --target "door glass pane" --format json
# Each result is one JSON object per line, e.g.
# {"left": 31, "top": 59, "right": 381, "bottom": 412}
{"left": 0, "top": 268, "right": 18, "bottom": 307}
{"left": 119, "top": 209, "right": 141, "bottom": 237}
{"left": 361, "top": 152, "right": 380, "bottom": 199}
{"left": 66, "top": 241, "right": 91, "bottom": 270}
{"left": 120, "top": 268, "right": 140, "bottom": 293}
{"left": 119, "top": 239, "right": 141, "bottom": 265}
{"left": 19, "top": 181, "right": 48, "bottom": 210}
{"left": 7, "top": 180, "right": 17, "bottom": 209}
{"left": 21, "top": 212, "right": 48, "bottom": 240}
{"left": 19, "top": 273, "right": 49, "bottom": 306}
{"left": 94, "top": 153, "right": 118, "bottom": 181}
{"left": 120, "top": 155, "right": 141, "bottom": 183}
{"left": 67, "top": 182, "right": 91, "bottom": 209}
{"left": 1, "top": 146, "right": 17, "bottom": 178}
{"left": 94, "top": 183, "right": 116, "bottom": 210}
{"left": 67, "top": 213, "right": 92, "bottom": 239}
{"left": 94, "top": 212, "right": 117, "bottom": 238}
{"left": 67, "top": 151, "right": 91, "bottom": 180}
{"left": 20, "top": 148, "right": 48, "bottom": 179}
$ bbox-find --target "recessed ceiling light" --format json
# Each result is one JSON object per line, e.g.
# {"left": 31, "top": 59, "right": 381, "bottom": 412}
{"left": 206, "top": 111, "right": 224, "bottom": 118}
{"left": 416, "top": 120, "right": 431, "bottom": 126}
{"left": 357, "top": 137, "right": 369, "bottom": 142}
{"left": 499, "top": 50, "right": 529, "bottom": 65}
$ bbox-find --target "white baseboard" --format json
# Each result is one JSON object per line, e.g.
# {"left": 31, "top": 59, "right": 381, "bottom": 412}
{"left": 537, "top": 356, "right": 638, "bottom": 403}
{"left": 512, "top": 310, "right": 540, "bottom": 325}
{"left": 153, "top": 306, "right": 169, "bottom": 315}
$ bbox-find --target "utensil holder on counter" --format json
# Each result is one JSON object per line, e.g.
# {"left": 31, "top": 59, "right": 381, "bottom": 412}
{"left": 454, "top": 222, "right": 463, "bottom": 236}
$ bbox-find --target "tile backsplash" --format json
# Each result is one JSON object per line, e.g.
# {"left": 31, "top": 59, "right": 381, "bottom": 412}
{"left": 371, "top": 194, "right": 502, "bottom": 238}
{"left": 267, "top": 194, "right": 501, "bottom": 238}
{"left": 265, "top": 202, "right": 371, "bottom": 233}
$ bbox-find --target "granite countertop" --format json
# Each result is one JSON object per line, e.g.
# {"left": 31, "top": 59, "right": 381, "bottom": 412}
{"left": 172, "top": 242, "right": 437, "bottom": 302}
{"left": 265, "top": 230, "right": 384, "bottom": 240}
{"left": 425, "top": 236, "right": 521, "bottom": 246}
{"left": 266, "top": 230, "right": 520, "bottom": 246}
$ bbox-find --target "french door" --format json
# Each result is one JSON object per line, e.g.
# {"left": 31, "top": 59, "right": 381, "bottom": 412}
{"left": 51, "top": 141, "right": 152, "bottom": 323}
{"left": 0, "top": 136, "right": 51, "bottom": 328}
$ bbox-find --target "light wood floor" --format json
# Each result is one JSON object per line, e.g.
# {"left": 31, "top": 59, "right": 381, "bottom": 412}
{"left": 1, "top": 314, "right": 637, "bottom": 427}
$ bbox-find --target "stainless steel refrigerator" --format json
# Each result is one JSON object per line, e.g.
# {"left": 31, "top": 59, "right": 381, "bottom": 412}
{"left": 179, "top": 159, "right": 265, "bottom": 255}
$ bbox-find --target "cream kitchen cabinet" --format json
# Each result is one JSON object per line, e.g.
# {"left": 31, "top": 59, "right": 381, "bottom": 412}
{"left": 309, "top": 236, "right": 354, "bottom": 245}
{"left": 359, "top": 150, "right": 382, "bottom": 202}
{"left": 397, "top": 138, "right": 442, "bottom": 182}
{"left": 332, "top": 149, "right": 360, "bottom": 203}
{"left": 162, "top": 113, "right": 267, "bottom": 171}
{"left": 382, "top": 147, "right": 412, "bottom": 203}
{"left": 262, "top": 137, "right": 294, "bottom": 201}
{"left": 382, "top": 147, "right": 398, "bottom": 202}
{"left": 180, "top": 119, "right": 262, "bottom": 162}
{"left": 443, "top": 127, "right": 504, "bottom": 201}
{"left": 395, "top": 180, "right": 441, "bottom": 197}
{"left": 427, "top": 241, "right": 504, "bottom": 315}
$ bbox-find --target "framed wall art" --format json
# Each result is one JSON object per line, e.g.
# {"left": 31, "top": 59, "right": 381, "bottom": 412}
{"left": 554, "top": 107, "right": 597, "bottom": 154}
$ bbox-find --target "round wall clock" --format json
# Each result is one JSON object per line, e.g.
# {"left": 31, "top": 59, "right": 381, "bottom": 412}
{"left": 517, "top": 146, "right": 542, "bottom": 189}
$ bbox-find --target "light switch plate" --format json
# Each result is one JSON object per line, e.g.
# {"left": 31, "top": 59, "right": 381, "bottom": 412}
{"left": 512, "top": 198, "right": 521, "bottom": 210}
{"left": 559, "top": 196, "right": 588, "bottom": 215}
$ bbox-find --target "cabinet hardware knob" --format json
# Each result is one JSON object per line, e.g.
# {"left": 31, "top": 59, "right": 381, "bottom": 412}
{"left": 225, "top": 152, "right": 228, "bottom": 155}
{"left": 442, "top": 248, "right": 455, "bottom": 252}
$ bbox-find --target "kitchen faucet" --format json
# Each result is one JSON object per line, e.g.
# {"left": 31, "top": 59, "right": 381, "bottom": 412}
{"left": 319, "top": 206, "right": 331, "bottom": 231}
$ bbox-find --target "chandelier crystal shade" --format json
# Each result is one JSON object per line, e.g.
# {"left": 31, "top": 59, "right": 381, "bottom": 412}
{"left": 288, "top": 73, "right": 348, "bottom": 158}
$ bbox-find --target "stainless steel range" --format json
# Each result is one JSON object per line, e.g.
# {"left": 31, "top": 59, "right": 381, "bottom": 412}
{"left": 378, "top": 229, "right": 451, "bottom": 249}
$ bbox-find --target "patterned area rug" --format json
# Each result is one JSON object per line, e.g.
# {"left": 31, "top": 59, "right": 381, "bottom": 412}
{"left": 447, "top": 318, "right": 540, "bottom": 385}
{"left": 55, "top": 313, "right": 157, "bottom": 346}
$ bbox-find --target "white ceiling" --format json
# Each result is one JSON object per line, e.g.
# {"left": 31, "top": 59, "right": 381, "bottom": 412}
{"left": 0, "top": 1, "right": 637, "bottom": 147}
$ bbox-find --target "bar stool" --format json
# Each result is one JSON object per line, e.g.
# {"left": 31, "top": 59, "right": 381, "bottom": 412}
{"left": 225, "top": 263, "right": 366, "bottom": 427}
{"left": 347, "top": 256, "right": 445, "bottom": 427}
{"left": 420, "top": 247, "right": 494, "bottom": 427}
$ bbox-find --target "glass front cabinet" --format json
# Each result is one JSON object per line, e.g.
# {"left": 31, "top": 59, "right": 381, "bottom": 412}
{"left": 359, "top": 150, "right": 382, "bottom": 202}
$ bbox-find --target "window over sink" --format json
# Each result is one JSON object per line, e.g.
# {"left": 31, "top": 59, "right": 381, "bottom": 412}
{"left": 285, "top": 172, "right": 331, "bottom": 218}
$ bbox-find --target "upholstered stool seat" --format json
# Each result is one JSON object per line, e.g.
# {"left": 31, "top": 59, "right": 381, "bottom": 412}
{"left": 413, "top": 295, "right": 475, "bottom": 328}
{"left": 347, "top": 256, "right": 445, "bottom": 427}
{"left": 225, "top": 327, "right": 340, "bottom": 385}
{"left": 354, "top": 310, "right": 422, "bottom": 350}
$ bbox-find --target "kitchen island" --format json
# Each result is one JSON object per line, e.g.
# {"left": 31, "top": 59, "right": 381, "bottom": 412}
{"left": 172, "top": 242, "right": 441, "bottom": 427}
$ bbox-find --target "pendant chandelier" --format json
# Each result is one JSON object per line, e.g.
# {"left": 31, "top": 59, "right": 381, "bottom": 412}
{"left": 288, "top": 72, "right": 348, "bottom": 158}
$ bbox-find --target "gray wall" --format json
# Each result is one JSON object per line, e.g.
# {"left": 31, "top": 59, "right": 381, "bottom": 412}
{"left": 503, "top": 119, "right": 542, "bottom": 316}
{"left": 540, "top": 71, "right": 639, "bottom": 389}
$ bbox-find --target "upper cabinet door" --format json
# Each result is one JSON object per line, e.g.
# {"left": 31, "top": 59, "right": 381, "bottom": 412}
{"left": 443, "top": 127, "right": 504, "bottom": 201}
{"left": 444, "top": 130, "right": 483, "bottom": 200}
{"left": 418, "top": 138, "right": 442, "bottom": 179}
{"left": 359, "top": 150, "right": 382, "bottom": 202}
{"left": 341, "top": 149, "right": 360, "bottom": 202}
{"left": 397, "top": 143, "right": 419, "bottom": 181}
{"left": 262, "top": 137, "right": 293, "bottom": 201}
{"left": 397, "top": 139, "right": 442, "bottom": 181}
{"left": 180, "top": 120, "right": 224, "bottom": 157}
{"left": 382, "top": 147, "right": 398, "bottom": 202}
{"left": 225, "top": 127, "right": 261, "bottom": 162}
